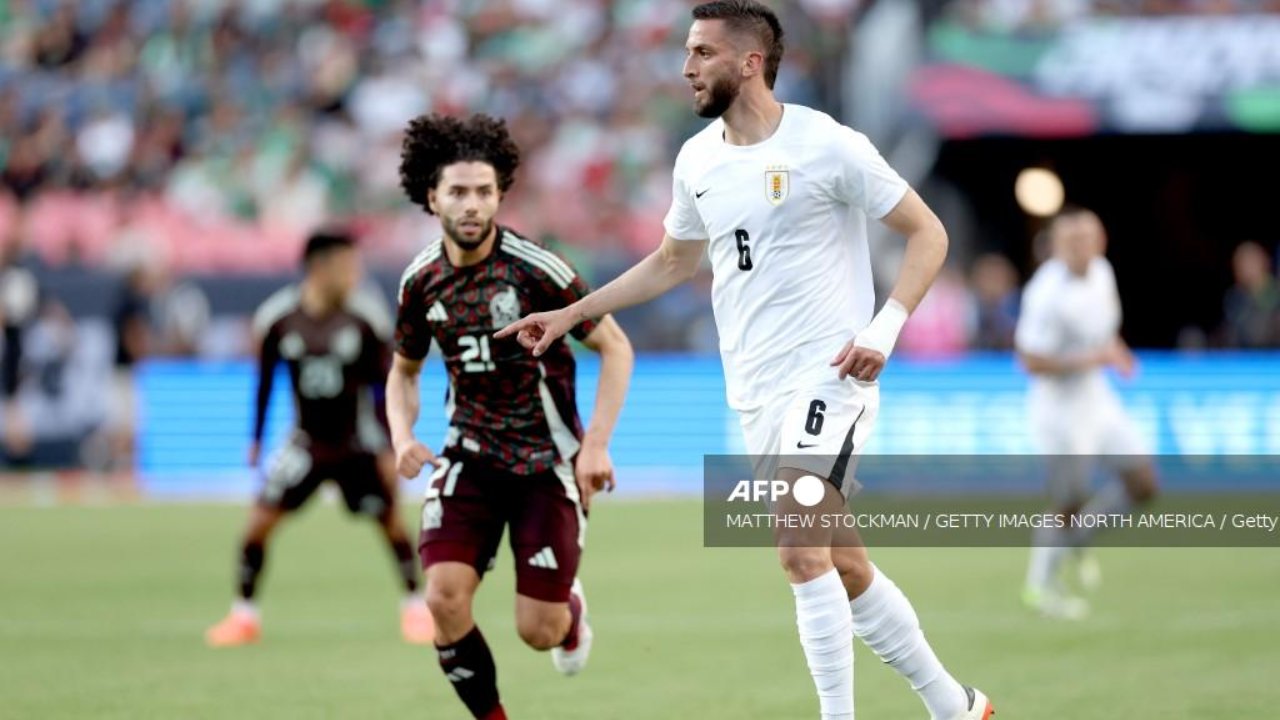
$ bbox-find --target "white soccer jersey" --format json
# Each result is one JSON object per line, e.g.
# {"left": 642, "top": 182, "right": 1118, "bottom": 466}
{"left": 663, "top": 104, "right": 908, "bottom": 411}
{"left": 1015, "top": 256, "right": 1122, "bottom": 398}
{"left": 1016, "top": 258, "right": 1147, "bottom": 457}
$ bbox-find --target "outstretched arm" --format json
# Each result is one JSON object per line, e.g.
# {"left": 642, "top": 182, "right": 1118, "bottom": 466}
{"left": 496, "top": 234, "right": 707, "bottom": 356}
{"left": 832, "top": 189, "right": 948, "bottom": 381}
{"left": 573, "top": 315, "right": 634, "bottom": 508}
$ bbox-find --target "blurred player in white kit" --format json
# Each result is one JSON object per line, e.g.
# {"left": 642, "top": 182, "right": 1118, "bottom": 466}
{"left": 1015, "top": 206, "right": 1159, "bottom": 620}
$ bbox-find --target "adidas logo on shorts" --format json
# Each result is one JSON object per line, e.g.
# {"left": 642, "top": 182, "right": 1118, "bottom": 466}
{"left": 528, "top": 546, "right": 559, "bottom": 570}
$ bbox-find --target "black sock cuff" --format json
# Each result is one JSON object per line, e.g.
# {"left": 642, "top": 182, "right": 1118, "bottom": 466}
{"left": 436, "top": 624, "right": 483, "bottom": 659}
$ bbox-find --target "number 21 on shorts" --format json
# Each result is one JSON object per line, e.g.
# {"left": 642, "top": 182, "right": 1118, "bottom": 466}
{"left": 422, "top": 459, "right": 463, "bottom": 530}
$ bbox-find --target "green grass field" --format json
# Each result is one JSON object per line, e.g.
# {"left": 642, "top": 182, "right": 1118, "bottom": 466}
{"left": 2, "top": 499, "right": 1277, "bottom": 719}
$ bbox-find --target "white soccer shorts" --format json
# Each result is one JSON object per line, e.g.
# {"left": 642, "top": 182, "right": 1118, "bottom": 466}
{"left": 737, "top": 374, "right": 880, "bottom": 499}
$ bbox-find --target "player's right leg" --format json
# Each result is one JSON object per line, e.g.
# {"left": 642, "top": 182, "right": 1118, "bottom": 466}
{"left": 420, "top": 453, "right": 508, "bottom": 720}
{"left": 742, "top": 392, "right": 856, "bottom": 720}
{"left": 1065, "top": 404, "right": 1159, "bottom": 594}
{"left": 427, "top": 562, "right": 507, "bottom": 720}
{"left": 206, "top": 441, "right": 319, "bottom": 647}
{"left": 772, "top": 471, "right": 855, "bottom": 720}
{"left": 205, "top": 502, "right": 285, "bottom": 647}
{"left": 830, "top": 533, "right": 991, "bottom": 720}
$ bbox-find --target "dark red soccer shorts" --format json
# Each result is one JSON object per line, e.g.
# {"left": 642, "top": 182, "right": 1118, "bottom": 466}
{"left": 418, "top": 448, "right": 585, "bottom": 603}
{"left": 259, "top": 440, "right": 392, "bottom": 518}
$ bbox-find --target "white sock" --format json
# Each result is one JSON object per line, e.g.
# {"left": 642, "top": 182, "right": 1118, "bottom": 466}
{"left": 401, "top": 591, "right": 425, "bottom": 609}
{"left": 792, "top": 568, "right": 855, "bottom": 720}
{"left": 1071, "top": 482, "right": 1132, "bottom": 546}
{"left": 849, "top": 565, "right": 965, "bottom": 720}
{"left": 1026, "top": 525, "right": 1069, "bottom": 592}
{"left": 232, "top": 599, "right": 259, "bottom": 620}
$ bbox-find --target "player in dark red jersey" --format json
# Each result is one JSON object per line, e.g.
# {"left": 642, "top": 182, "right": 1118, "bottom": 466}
{"left": 206, "top": 231, "right": 435, "bottom": 647}
{"left": 388, "top": 114, "right": 633, "bottom": 720}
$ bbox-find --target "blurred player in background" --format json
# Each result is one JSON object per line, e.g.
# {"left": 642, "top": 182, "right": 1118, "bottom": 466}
{"left": 205, "top": 231, "right": 434, "bottom": 647}
{"left": 0, "top": 238, "right": 40, "bottom": 461}
{"left": 499, "top": 2, "right": 992, "bottom": 718}
{"left": 388, "top": 114, "right": 633, "bottom": 720}
{"left": 1015, "top": 206, "right": 1159, "bottom": 620}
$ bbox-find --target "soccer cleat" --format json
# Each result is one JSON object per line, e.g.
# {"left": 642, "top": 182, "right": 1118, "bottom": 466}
{"left": 1022, "top": 585, "right": 1089, "bottom": 621}
{"left": 551, "top": 578, "right": 593, "bottom": 676}
{"left": 400, "top": 601, "right": 435, "bottom": 645}
{"left": 959, "top": 686, "right": 995, "bottom": 719}
{"left": 205, "top": 609, "right": 261, "bottom": 647}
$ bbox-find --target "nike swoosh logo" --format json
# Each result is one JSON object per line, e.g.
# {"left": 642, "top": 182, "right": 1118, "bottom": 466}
{"left": 796, "top": 441, "right": 819, "bottom": 449}
{"left": 695, "top": 188, "right": 710, "bottom": 199}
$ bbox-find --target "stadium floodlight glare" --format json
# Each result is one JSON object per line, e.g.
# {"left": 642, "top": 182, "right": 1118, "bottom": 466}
{"left": 1014, "top": 168, "right": 1065, "bottom": 217}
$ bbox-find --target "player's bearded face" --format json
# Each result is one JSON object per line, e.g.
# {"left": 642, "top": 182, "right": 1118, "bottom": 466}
{"left": 694, "top": 72, "right": 741, "bottom": 118}
{"left": 430, "top": 162, "right": 502, "bottom": 252}
{"left": 442, "top": 214, "right": 495, "bottom": 251}
{"left": 685, "top": 22, "right": 745, "bottom": 119}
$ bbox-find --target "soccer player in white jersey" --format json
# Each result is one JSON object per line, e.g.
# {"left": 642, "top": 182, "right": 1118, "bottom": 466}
{"left": 1015, "top": 206, "right": 1159, "bottom": 620}
{"left": 497, "top": 2, "right": 992, "bottom": 717}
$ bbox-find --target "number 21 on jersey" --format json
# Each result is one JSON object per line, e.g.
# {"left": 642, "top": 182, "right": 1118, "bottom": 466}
{"left": 459, "top": 334, "right": 495, "bottom": 372}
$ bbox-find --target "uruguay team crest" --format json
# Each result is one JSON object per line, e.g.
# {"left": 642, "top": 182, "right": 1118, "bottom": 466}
{"left": 765, "top": 165, "right": 789, "bottom": 206}
{"left": 489, "top": 284, "right": 521, "bottom": 329}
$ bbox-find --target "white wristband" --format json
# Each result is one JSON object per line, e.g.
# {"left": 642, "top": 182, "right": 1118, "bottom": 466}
{"left": 853, "top": 298, "right": 909, "bottom": 360}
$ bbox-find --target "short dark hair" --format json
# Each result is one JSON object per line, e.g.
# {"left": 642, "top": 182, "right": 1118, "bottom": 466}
{"left": 692, "top": 1, "right": 785, "bottom": 89}
{"left": 302, "top": 229, "right": 355, "bottom": 268}
{"left": 399, "top": 113, "right": 521, "bottom": 215}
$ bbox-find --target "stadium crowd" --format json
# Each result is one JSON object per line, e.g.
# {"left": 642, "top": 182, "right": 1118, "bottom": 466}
{"left": 0, "top": 0, "right": 854, "bottom": 278}
{"left": 0, "top": 0, "right": 1275, "bottom": 359}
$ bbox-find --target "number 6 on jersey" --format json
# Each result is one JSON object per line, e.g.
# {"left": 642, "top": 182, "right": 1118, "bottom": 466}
{"left": 735, "top": 229, "right": 753, "bottom": 271}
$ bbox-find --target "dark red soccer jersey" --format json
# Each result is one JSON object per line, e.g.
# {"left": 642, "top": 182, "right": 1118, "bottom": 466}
{"left": 394, "top": 226, "right": 597, "bottom": 475}
{"left": 252, "top": 287, "right": 393, "bottom": 456}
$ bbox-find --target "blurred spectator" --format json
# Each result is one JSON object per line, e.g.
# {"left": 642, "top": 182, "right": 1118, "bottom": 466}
{"left": 155, "top": 279, "right": 211, "bottom": 357}
{"left": 76, "top": 106, "right": 136, "bottom": 183}
{"left": 970, "top": 252, "right": 1021, "bottom": 350}
{"left": 102, "top": 263, "right": 158, "bottom": 470}
{"left": 1219, "top": 241, "right": 1280, "bottom": 348}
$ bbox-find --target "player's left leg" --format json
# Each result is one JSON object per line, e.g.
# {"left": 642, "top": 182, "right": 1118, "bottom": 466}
{"left": 336, "top": 452, "right": 431, "bottom": 643}
{"left": 508, "top": 460, "right": 590, "bottom": 675}
{"left": 831, "top": 535, "right": 990, "bottom": 720}
{"left": 1067, "top": 407, "right": 1159, "bottom": 591}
